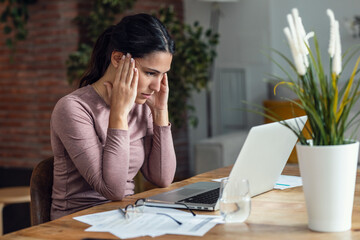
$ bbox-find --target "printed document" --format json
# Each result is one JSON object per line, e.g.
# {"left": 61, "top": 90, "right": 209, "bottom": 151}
{"left": 74, "top": 206, "right": 222, "bottom": 239}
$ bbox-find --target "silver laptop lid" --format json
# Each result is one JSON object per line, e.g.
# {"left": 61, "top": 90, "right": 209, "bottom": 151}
{"left": 226, "top": 115, "right": 307, "bottom": 197}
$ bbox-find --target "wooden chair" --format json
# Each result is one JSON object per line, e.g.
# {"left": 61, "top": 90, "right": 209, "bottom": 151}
{"left": 0, "top": 186, "right": 30, "bottom": 235}
{"left": 30, "top": 156, "right": 54, "bottom": 226}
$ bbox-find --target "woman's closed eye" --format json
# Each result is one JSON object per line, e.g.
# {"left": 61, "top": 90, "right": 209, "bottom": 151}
{"left": 146, "top": 71, "right": 157, "bottom": 77}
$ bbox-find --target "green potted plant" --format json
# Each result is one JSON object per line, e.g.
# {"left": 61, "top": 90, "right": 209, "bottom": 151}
{"left": 266, "top": 8, "right": 360, "bottom": 232}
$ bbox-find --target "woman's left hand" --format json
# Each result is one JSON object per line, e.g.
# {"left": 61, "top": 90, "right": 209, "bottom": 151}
{"left": 146, "top": 73, "right": 169, "bottom": 126}
{"left": 146, "top": 73, "right": 169, "bottom": 111}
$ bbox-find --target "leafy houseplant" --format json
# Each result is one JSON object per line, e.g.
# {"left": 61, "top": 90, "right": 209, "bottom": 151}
{"left": 269, "top": 8, "right": 360, "bottom": 232}
{"left": 270, "top": 9, "right": 360, "bottom": 145}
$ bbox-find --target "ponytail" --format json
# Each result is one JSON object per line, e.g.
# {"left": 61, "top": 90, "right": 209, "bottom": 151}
{"left": 79, "top": 26, "right": 115, "bottom": 88}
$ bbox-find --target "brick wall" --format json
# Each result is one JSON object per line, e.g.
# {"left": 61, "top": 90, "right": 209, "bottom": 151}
{"left": 0, "top": 0, "right": 188, "bottom": 179}
{"left": 0, "top": 1, "right": 79, "bottom": 168}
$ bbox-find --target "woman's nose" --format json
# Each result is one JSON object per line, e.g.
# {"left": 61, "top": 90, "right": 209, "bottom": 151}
{"left": 149, "top": 76, "right": 162, "bottom": 92}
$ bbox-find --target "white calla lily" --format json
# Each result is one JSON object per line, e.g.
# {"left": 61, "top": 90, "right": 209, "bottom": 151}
{"left": 284, "top": 8, "right": 311, "bottom": 76}
{"left": 327, "top": 9, "right": 336, "bottom": 58}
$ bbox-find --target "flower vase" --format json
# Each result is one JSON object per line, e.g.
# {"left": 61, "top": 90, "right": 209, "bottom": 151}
{"left": 296, "top": 141, "right": 359, "bottom": 232}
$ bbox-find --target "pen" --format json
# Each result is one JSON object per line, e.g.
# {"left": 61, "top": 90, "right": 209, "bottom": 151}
{"left": 276, "top": 183, "right": 290, "bottom": 186}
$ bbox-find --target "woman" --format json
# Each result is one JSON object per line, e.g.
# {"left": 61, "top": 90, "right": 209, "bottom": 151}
{"left": 50, "top": 13, "right": 176, "bottom": 220}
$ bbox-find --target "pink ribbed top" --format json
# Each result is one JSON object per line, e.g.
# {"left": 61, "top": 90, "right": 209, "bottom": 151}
{"left": 50, "top": 85, "right": 176, "bottom": 220}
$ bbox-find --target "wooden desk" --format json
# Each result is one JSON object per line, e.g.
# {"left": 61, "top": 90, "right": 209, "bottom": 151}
{"left": 2, "top": 165, "right": 360, "bottom": 239}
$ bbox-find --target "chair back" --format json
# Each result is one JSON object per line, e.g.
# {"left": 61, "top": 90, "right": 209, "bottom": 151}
{"left": 30, "top": 156, "right": 54, "bottom": 226}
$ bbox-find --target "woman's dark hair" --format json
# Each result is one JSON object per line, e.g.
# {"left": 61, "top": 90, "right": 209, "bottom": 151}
{"left": 79, "top": 13, "right": 175, "bottom": 87}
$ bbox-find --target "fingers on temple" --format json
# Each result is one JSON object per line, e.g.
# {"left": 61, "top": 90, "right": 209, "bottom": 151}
{"left": 114, "top": 54, "right": 126, "bottom": 85}
{"left": 163, "top": 73, "right": 168, "bottom": 84}
{"left": 121, "top": 54, "right": 131, "bottom": 85}
{"left": 126, "top": 58, "right": 135, "bottom": 85}
{"left": 131, "top": 68, "right": 139, "bottom": 90}
{"left": 163, "top": 73, "right": 169, "bottom": 90}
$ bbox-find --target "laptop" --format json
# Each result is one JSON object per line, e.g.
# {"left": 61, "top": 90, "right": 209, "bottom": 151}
{"left": 145, "top": 116, "right": 308, "bottom": 211}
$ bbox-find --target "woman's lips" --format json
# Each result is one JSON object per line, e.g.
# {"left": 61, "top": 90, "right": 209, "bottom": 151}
{"left": 141, "top": 93, "right": 152, "bottom": 99}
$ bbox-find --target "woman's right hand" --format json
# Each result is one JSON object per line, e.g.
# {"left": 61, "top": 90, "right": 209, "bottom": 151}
{"left": 106, "top": 53, "right": 139, "bottom": 130}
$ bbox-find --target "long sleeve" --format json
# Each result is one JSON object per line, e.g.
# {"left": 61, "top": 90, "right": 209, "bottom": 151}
{"left": 51, "top": 97, "right": 129, "bottom": 200}
{"left": 141, "top": 121, "right": 177, "bottom": 187}
{"left": 51, "top": 86, "right": 161, "bottom": 220}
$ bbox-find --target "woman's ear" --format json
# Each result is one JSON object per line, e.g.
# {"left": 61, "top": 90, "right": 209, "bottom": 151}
{"left": 111, "top": 51, "right": 124, "bottom": 67}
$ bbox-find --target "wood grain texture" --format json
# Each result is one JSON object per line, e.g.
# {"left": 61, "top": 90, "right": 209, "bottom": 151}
{"left": 2, "top": 164, "right": 360, "bottom": 240}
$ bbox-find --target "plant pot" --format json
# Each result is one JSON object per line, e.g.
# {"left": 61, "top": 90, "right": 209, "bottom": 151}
{"left": 296, "top": 140, "right": 359, "bottom": 232}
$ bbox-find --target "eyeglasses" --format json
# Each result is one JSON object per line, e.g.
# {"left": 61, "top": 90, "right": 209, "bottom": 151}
{"left": 119, "top": 198, "right": 145, "bottom": 220}
{"left": 118, "top": 198, "right": 196, "bottom": 225}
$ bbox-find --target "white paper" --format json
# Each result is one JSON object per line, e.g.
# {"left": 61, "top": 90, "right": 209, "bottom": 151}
{"left": 74, "top": 206, "right": 222, "bottom": 239}
{"left": 274, "top": 175, "right": 302, "bottom": 190}
{"left": 109, "top": 213, "right": 219, "bottom": 238}
{"left": 74, "top": 209, "right": 121, "bottom": 226}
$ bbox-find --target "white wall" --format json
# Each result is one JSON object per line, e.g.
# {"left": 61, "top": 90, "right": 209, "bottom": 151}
{"left": 212, "top": 1, "right": 270, "bottom": 129}
{"left": 184, "top": 0, "right": 271, "bottom": 174}
{"left": 184, "top": 0, "right": 360, "bottom": 174}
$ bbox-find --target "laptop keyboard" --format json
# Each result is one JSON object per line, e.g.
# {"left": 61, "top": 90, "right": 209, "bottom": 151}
{"left": 177, "top": 188, "right": 220, "bottom": 204}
